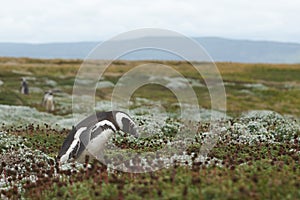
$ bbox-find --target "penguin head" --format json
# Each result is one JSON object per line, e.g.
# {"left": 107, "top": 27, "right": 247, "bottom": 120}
{"left": 57, "top": 126, "right": 86, "bottom": 164}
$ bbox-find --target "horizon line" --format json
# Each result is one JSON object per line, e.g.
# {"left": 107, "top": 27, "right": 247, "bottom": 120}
{"left": 1, "top": 36, "right": 300, "bottom": 45}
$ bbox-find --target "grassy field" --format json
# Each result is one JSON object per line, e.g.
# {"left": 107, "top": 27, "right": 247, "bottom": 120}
{"left": 0, "top": 57, "right": 299, "bottom": 199}
{"left": 0, "top": 57, "right": 299, "bottom": 116}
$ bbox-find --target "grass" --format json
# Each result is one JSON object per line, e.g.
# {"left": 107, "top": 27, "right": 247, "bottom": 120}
{"left": 2, "top": 124, "right": 299, "bottom": 200}
{"left": 0, "top": 58, "right": 299, "bottom": 116}
{"left": 34, "top": 163, "right": 298, "bottom": 200}
{"left": 0, "top": 57, "right": 299, "bottom": 199}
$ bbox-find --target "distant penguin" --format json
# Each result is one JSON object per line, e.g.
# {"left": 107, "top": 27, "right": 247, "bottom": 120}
{"left": 57, "top": 111, "right": 138, "bottom": 164}
{"left": 20, "top": 78, "right": 29, "bottom": 95}
{"left": 42, "top": 90, "right": 55, "bottom": 112}
{"left": 42, "top": 90, "right": 50, "bottom": 106}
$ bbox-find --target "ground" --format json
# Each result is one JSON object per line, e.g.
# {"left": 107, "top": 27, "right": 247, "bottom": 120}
{"left": 0, "top": 57, "right": 299, "bottom": 199}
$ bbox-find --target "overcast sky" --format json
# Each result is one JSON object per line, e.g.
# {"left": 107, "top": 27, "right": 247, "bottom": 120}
{"left": 0, "top": 0, "right": 299, "bottom": 43}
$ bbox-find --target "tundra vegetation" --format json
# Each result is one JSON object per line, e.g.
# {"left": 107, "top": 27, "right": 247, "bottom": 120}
{"left": 0, "top": 57, "right": 299, "bottom": 199}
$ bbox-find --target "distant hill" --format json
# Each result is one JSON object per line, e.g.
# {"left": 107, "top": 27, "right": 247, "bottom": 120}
{"left": 1, "top": 37, "right": 300, "bottom": 63}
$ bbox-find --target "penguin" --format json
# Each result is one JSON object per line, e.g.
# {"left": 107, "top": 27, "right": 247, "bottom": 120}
{"left": 20, "top": 78, "right": 29, "bottom": 95}
{"left": 42, "top": 91, "right": 55, "bottom": 112}
{"left": 57, "top": 111, "right": 138, "bottom": 164}
{"left": 42, "top": 91, "right": 49, "bottom": 106}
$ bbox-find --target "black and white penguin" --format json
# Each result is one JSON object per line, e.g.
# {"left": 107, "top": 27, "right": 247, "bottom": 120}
{"left": 57, "top": 111, "right": 137, "bottom": 164}
{"left": 20, "top": 78, "right": 29, "bottom": 95}
{"left": 42, "top": 90, "right": 55, "bottom": 112}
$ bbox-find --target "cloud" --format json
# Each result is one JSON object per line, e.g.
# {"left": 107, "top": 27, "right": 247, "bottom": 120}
{"left": 0, "top": 0, "right": 299, "bottom": 43}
